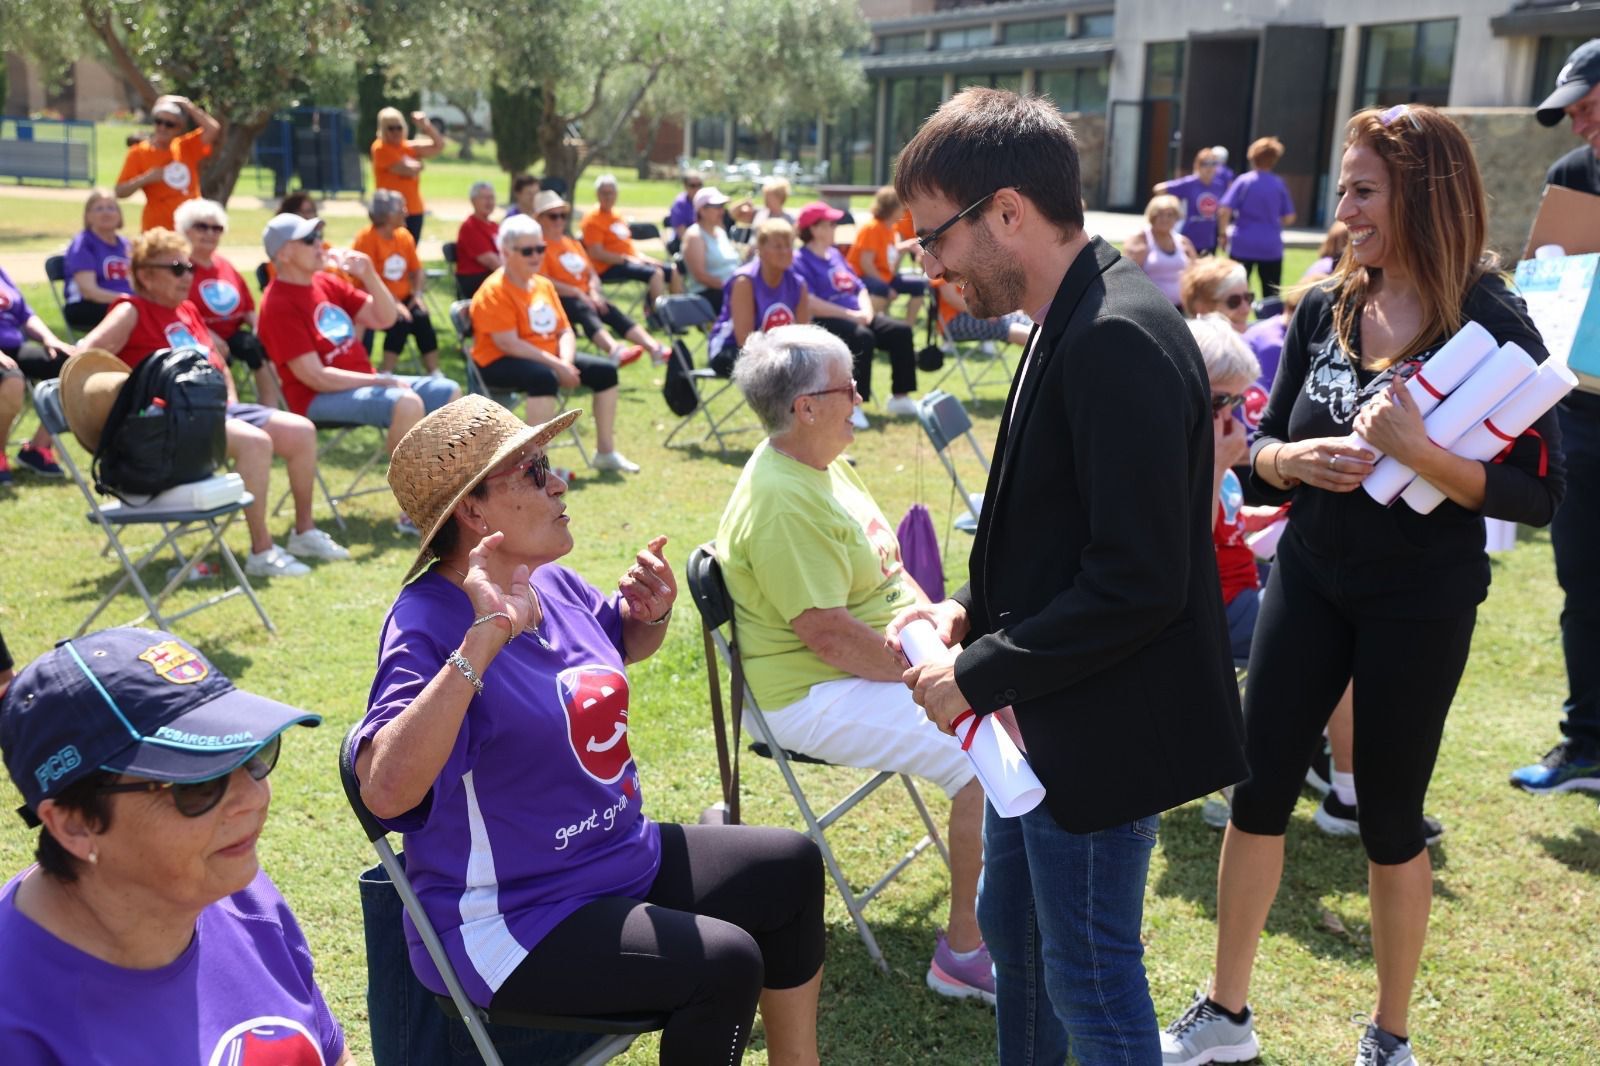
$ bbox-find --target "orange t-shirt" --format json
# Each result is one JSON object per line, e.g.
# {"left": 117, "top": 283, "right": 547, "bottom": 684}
{"left": 846, "top": 216, "right": 895, "bottom": 281}
{"left": 371, "top": 140, "right": 424, "bottom": 215}
{"left": 930, "top": 278, "right": 960, "bottom": 330}
{"left": 893, "top": 213, "right": 915, "bottom": 242}
{"left": 350, "top": 225, "right": 420, "bottom": 301}
{"left": 117, "top": 129, "right": 212, "bottom": 232}
{"left": 539, "top": 235, "right": 598, "bottom": 290}
{"left": 468, "top": 269, "right": 571, "bottom": 366}
{"left": 581, "top": 207, "right": 638, "bottom": 261}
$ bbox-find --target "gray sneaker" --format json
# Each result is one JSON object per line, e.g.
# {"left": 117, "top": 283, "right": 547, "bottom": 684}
{"left": 1354, "top": 1022, "right": 1417, "bottom": 1066}
{"left": 1161, "top": 991, "right": 1260, "bottom": 1065}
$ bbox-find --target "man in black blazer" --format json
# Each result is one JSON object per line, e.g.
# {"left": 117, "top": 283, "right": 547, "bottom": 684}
{"left": 888, "top": 88, "right": 1247, "bottom": 1064}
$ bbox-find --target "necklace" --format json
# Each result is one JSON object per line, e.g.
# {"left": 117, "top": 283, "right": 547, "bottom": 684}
{"left": 446, "top": 564, "right": 552, "bottom": 650}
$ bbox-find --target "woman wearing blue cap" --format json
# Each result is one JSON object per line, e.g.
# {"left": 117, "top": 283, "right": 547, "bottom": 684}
{"left": 0, "top": 627, "right": 351, "bottom": 1064}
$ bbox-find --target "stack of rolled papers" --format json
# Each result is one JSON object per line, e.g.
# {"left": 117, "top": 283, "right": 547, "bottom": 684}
{"left": 1485, "top": 518, "right": 1518, "bottom": 553}
{"left": 1399, "top": 359, "right": 1578, "bottom": 514}
{"left": 1362, "top": 343, "right": 1538, "bottom": 506}
{"left": 898, "top": 619, "right": 1046, "bottom": 818}
{"left": 1344, "top": 320, "right": 1499, "bottom": 464}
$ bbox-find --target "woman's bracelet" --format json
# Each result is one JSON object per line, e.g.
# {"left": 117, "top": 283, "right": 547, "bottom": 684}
{"left": 446, "top": 650, "right": 484, "bottom": 694}
{"left": 642, "top": 606, "right": 673, "bottom": 627}
{"left": 471, "top": 611, "right": 514, "bottom": 641}
{"left": 1271, "top": 444, "right": 1289, "bottom": 486}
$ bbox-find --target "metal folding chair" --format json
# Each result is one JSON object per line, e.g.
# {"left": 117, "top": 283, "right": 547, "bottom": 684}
{"left": 262, "top": 363, "right": 388, "bottom": 532}
{"left": 931, "top": 335, "right": 1014, "bottom": 403}
{"left": 32, "top": 380, "right": 275, "bottom": 636}
{"left": 654, "top": 295, "right": 753, "bottom": 453}
{"left": 686, "top": 543, "right": 950, "bottom": 973}
{"left": 915, "top": 390, "right": 990, "bottom": 535}
{"left": 337, "top": 724, "right": 664, "bottom": 1066}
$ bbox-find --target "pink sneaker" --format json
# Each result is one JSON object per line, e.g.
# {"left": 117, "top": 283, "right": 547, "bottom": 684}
{"left": 926, "top": 930, "right": 995, "bottom": 1005}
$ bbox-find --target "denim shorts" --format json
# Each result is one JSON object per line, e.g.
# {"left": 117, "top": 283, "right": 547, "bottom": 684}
{"left": 305, "top": 375, "right": 458, "bottom": 427}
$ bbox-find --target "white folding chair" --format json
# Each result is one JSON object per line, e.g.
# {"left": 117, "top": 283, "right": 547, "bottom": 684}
{"left": 915, "top": 390, "right": 990, "bottom": 535}
{"left": 32, "top": 380, "right": 275, "bottom": 636}
{"left": 687, "top": 543, "right": 950, "bottom": 973}
{"left": 654, "top": 295, "right": 754, "bottom": 454}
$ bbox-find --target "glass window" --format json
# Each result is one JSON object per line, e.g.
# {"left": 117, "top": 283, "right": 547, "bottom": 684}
{"left": 1076, "top": 12, "right": 1114, "bottom": 39}
{"left": 1358, "top": 19, "right": 1457, "bottom": 107}
{"left": 878, "top": 32, "right": 922, "bottom": 55}
{"left": 937, "top": 25, "right": 991, "bottom": 51}
{"left": 1039, "top": 67, "right": 1110, "bottom": 115}
{"left": 1002, "top": 18, "right": 1066, "bottom": 46}
{"left": 956, "top": 72, "right": 1022, "bottom": 92}
{"left": 1145, "top": 41, "right": 1184, "bottom": 99}
{"left": 887, "top": 75, "right": 946, "bottom": 170}
{"left": 1532, "top": 34, "right": 1591, "bottom": 105}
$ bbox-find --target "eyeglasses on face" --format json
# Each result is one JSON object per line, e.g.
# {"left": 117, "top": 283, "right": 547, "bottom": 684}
{"left": 1222, "top": 292, "right": 1251, "bottom": 310}
{"left": 297, "top": 225, "right": 326, "bottom": 247}
{"left": 152, "top": 117, "right": 182, "bottom": 130}
{"left": 137, "top": 260, "right": 196, "bottom": 278}
{"left": 542, "top": 211, "right": 570, "bottom": 222}
{"left": 798, "top": 378, "right": 859, "bottom": 403}
{"left": 486, "top": 452, "right": 552, "bottom": 490}
{"left": 513, "top": 244, "right": 547, "bottom": 257}
{"left": 188, "top": 222, "right": 225, "bottom": 234}
{"left": 383, "top": 124, "right": 404, "bottom": 132}
{"left": 97, "top": 734, "right": 281, "bottom": 818}
{"left": 1211, "top": 392, "right": 1247, "bottom": 414}
{"left": 917, "top": 190, "right": 1002, "bottom": 260}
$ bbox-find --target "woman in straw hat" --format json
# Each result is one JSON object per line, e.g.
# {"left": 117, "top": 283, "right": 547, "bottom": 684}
{"left": 355, "top": 395, "right": 825, "bottom": 1065}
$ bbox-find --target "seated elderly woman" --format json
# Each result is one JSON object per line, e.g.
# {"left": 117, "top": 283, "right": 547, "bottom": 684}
{"left": 176, "top": 197, "right": 280, "bottom": 408}
{"left": 929, "top": 277, "right": 1032, "bottom": 348}
{"left": 0, "top": 626, "right": 348, "bottom": 1062}
{"left": 81, "top": 226, "right": 350, "bottom": 576}
{"left": 356, "top": 395, "right": 824, "bottom": 1064}
{"left": 706, "top": 218, "right": 812, "bottom": 379}
{"left": 682, "top": 187, "right": 741, "bottom": 316}
{"left": 584, "top": 173, "right": 680, "bottom": 305}
{"left": 1179, "top": 255, "right": 1253, "bottom": 332}
{"left": 716, "top": 325, "right": 992, "bottom": 1005}
{"left": 352, "top": 189, "right": 441, "bottom": 375}
{"left": 63, "top": 188, "right": 134, "bottom": 332}
{"left": 0, "top": 263, "right": 76, "bottom": 483}
{"left": 454, "top": 180, "right": 502, "bottom": 300}
{"left": 1124, "top": 193, "right": 1197, "bottom": 309}
{"left": 470, "top": 214, "right": 640, "bottom": 474}
{"left": 749, "top": 176, "right": 794, "bottom": 226}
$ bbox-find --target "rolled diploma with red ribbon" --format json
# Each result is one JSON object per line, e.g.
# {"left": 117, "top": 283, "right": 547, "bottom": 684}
{"left": 1363, "top": 342, "right": 1538, "bottom": 505}
{"left": 1400, "top": 359, "right": 1578, "bottom": 515}
{"left": 899, "top": 619, "right": 1046, "bottom": 818}
{"left": 1343, "top": 319, "right": 1499, "bottom": 461}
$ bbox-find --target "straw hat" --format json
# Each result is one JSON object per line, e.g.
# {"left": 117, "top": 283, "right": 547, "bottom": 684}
{"left": 59, "top": 348, "right": 131, "bottom": 452}
{"left": 387, "top": 395, "right": 583, "bottom": 583}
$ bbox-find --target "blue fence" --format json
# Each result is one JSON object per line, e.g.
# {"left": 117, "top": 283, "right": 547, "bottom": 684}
{"left": 0, "top": 117, "right": 96, "bottom": 186}
{"left": 251, "top": 107, "right": 364, "bottom": 199}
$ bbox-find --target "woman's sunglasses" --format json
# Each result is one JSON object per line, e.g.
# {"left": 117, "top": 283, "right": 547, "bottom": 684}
{"left": 152, "top": 117, "right": 182, "bottom": 130}
{"left": 189, "top": 222, "right": 225, "bottom": 234}
{"left": 513, "top": 244, "right": 548, "bottom": 257}
{"left": 487, "top": 452, "right": 552, "bottom": 490}
{"left": 136, "top": 261, "right": 196, "bottom": 278}
{"left": 542, "top": 211, "right": 570, "bottom": 222}
{"left": 1223, "top": 292, "right": 1251, "bottom": 310}
{"left": 97, "top": 734, "right": 281, "bottom": 818}
{"left": 1211, "top": 392, "right": 1247, "bottom": 414}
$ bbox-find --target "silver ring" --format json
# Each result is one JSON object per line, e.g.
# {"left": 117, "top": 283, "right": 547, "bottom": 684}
{"left": 1329, "top": 456, "right": 1338, "bottom": 468}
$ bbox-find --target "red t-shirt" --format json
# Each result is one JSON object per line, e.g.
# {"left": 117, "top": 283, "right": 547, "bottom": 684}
{"left": 111, "top": 295, "right": 225, "bottom": 373}
{"left": 256, "top": 273, "right": 374, "bottom": 415}
{"left": 456, "top": 215, "right": 500, "bottom": 278}
{"left": 1212, "top": 469, "right": 1259, "bottom": 605}
{"left": 188, "top": 255, "right": 256, "bottom": 340}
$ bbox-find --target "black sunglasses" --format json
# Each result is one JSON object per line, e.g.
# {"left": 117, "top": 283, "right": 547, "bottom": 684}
{"left": 543, "top": 211, "right": 570, "bottom": 222}
{"left": 298, "top": 226, "right": 325, "bottom": 247}
{"left": 917, "top": 190, "right": 1002, "bottom": 259}
{"left": 189, "top": 222, "right": 225, "bottom": 234}
{"left": 1211, "top": 392, "right": 1246, "bottom": 414}
{"left": 153, "top": 117, "right": 182, "bottom": 130}
{"left": 137, "top": 260, "right": 196, "bottom": 278}
{"left": 383, "top": 124, "right": 404, "bottom": 132}
{"left": 487, "top": 452, "right": 551, "bottom": 490}
{"left": 97, "top": 734, "right": 281, "bottom": 818}
{"left": 1223, "top": 292, "right": 1250, "bottom": 310}
{"left": 513, "top": 244, "right": 548, "bottom": 257}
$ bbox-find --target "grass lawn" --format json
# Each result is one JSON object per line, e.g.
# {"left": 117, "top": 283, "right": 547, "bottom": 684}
{"left": 2, "top": 248, "right": 1597, "bottom": 1063}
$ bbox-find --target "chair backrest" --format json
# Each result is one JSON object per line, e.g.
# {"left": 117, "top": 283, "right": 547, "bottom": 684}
{"left": 628, "top": 221, "right": 661, "bottom": 242}
{"left": 442, "top": 241, "right": 457, "bottom": 266}
{"left": 339, "top": 721, "right": 390, "bottom": 844}
{"left": 686, "top": 543, "right": 734, "bottom": 634}
{"left": 449, "top": 298, "right": 474, "bottom": 341}
{"left": 915, "top": 390, "right": 973, "bottom": 454}
{"left": 45, "top": 254, "right": 67, "bottom": 284}
{"left": 653, "top": 294, "right": 715, "bottom": 335}
{"left": 32, "top": 379, "right": 68, "bottom": 436}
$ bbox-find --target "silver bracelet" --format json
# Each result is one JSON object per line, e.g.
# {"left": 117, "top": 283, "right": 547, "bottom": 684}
{"left": 472, "top": 611, "right": 514, "bottom": 640}
{"left": 446, "top": 650, "right": 484, "bottom": 693}
{"left": 642, "top": 606, "right": 673, "bottom": 627}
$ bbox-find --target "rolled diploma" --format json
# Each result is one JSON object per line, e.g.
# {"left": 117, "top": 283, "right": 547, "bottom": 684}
{"left": 1401, "top": 360, "right": 1578, "bottom": 514}
{"left": 899, "top": 619, "right": 1046, "bottom": 818}
{"left": 1363, "top": 342, "right": 1538, "bottom": 505}
{"left": 1344, "top": 320, "right": 1499, "bottom": 461}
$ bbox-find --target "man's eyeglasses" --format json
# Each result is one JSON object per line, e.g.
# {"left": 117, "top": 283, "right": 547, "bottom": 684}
{"left": 137, "top": 260, "right": 196, "bottom": 278}
{"left": 189, "top": 222, "right": 225, "bottom": 234}
{"left": 798, "top": 379, "right": 859, "bottom": 403}
{"left": 152, "top": 117, "right": 182, "bottom": 130}
{"left": 513, "top": 244, "right": 547, "bottom": 257}
{"left": 1223, "top": 292, "right": 1251, "bottom": 310}
{"left": 487, "top": 452, "right": 552, "bottom": 490}
{"left": 917, "top": 190, "right": 1001, "bottom": 260}
{"left": 1211, "top": 392, "right": 1247, "bottom": 414}
{"left": 97, "top": 734, "right": 281, "bottom": 818}
{"left": 542, "top": 211, "right": 570, "bottom": 222}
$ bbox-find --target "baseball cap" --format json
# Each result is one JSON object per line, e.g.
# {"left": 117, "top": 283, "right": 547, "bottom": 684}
{"left": 796, "top": 201, "right": 845, "bottom": 231}
{"left": 263, "top": 213, "right": 323, "bottom": 259}
{"left": 1537, "top": 39, "right": 1600, "bottom": 126}
{"left": 1, "top": 627, "right": 321, "bottom": 822}
{"left": 693, "top": 187, "right": 730, "bottom": 212}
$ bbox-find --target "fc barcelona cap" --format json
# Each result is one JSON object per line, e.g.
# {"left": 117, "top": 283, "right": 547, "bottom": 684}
{"left": 0, "top": 627, "right": 320, "bottom": 821}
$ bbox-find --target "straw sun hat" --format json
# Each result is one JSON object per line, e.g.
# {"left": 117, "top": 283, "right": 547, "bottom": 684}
{"left": 59, "top": 348, "right": 132, "bottom": 452}
{"left": 387, "top": 395, "right": 582, "bottom": 583}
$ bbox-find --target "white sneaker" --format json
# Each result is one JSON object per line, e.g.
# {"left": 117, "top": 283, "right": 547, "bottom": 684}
{"left": 850, "top": 406, "right": 869, "bottom": 429}
{"left": 245, "top": 545, "right": 310, "bottom": 578}
{"left": 286, "top": 527, "right": 352, "bottom": 561}
{"left": 885, "top": 395, "right": 919, "bottom": 417}
{"left": 591, "top": 451, "right": 641, "bottom": 473}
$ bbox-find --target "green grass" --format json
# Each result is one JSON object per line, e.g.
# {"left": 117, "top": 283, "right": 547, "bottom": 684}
{"left": 3, "top": 251, "right": 1598, "bottom": 1063}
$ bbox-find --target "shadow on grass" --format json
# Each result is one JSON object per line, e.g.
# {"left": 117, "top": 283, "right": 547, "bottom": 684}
{"left": 1536, "top": 825, "right": 1600, "bottom": 876}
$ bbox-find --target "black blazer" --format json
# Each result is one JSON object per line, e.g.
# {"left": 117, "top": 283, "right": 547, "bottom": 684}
{"left": 951, "top": 236, "right": 1247, "bottom": 833}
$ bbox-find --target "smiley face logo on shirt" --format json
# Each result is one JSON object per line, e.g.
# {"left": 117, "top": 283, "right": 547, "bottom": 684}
{"left": 1240, "top": 384, "right": 1269, "bottom": 430}
{"left": 0, "top": 291, "right": 11, "bottom": 313}
{"left": 207, "top": 1017, "right": 322, "bottom": 1066}
{"left": 760, "top": 303, "right": 795, "bottom": 331}
{"left": 610, "top": 221, "right": 632, "bottom": 241}
{"left": 162, "top": 162, "right": 191, "bottom": 191}
{"left": 528, "top": 299, "right": 559, "bottom": 336}
{"left": 314, "top": 302, "right": 355, "bottom": 346}
{"left": 198, "top": 279, "right": 241, "bottom": 316}
{"left": 163, "top": 322, "right": 203, "bottom": 351}
{"left": 105, "top": 256, "right": 132, "bottom": 283}
{"left": 830, "top": 268, "right": 858, "bottom": 295}
{"left": 558, "top": 251, "right": 590, "bottom": 280}
{"left": 1197, "top": 192, "right": 1219, "bottom": 219}
{"left": 381, "top": 253, "right": 407, "bottom": 282}
{"left": 558, "top": 665, "right": 634, "bottom": 784}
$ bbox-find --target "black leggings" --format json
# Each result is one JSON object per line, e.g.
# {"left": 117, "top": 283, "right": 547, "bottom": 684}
{"left": 363, "top": 306, "right": 439, "bottom": 358}
{"left": 478, "top": 352, "right": 617, "bottom": 397}
{"left": 64, "top": 300, "right": 111, "bottom": 333}
{"left": 8, "top": 341, "right": 67, "bottom": 382}
{"left": 1229, "top": 534, "right": 1477, "bottom": 864}
{"left": 493, "top": 823, "right": 823, "bottom": 1065}
{"left": 814, "top": 313, "right": 917, "bottom": 400}
{"left": 559, "top": 294, "right": 636, "bottom": 343}
{"left": 1233, "top": 257, "right": 1282, "bottom": 297}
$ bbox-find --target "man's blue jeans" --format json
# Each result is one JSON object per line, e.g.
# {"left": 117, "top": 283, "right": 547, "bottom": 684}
{"left": 978, "top": 801, "right": 1160, "bottom": 1065}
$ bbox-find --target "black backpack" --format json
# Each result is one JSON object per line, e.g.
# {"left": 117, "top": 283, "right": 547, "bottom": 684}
{"left": 93, "top": 346, "right": 229, "bottom": 502}
{"left": 663, "top": 339, "right": 700, "bottom": 417}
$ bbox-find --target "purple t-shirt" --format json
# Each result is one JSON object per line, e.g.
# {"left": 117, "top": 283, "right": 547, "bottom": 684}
{"left": 793, "top": 245, "right": 863, "bottom": 311}
{"left": 0, "top": 266, "right": 36, "bottom": 353}
{"left": 1220, "top": 170, "right": 1295, "bottom": 261}
{"left": 709, "top": 260, "right": 806, "bottom": 354}
{"left": 0, "top": 868, "right": 345, "bottom": 1065}
{"left": 63, "top": 228, "right": 134, "bottom": 305}
{"left": 1164, "top": 173, "right": 1229, "bottom": 252}
{"left": 360, "top": 565, "right": 661, "bottom": 1007}
{"left": 1244, "top": 314, "right": 1287, "bottom": 392}
{"left": 668, "top": 192, "right": 695, "bottom": 230}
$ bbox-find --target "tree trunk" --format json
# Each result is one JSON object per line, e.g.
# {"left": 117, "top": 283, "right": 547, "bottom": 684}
{"left": 635, "top": 113, "right": 664, "bottom": 180}
{"left": 202, "top": 117, "right": 272, "bottom": 206}
{"left": 539, "top": 89, "right": 580, "bottom": 192}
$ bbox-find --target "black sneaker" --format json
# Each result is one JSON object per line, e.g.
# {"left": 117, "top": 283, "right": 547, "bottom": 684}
{"left": 1313, "top": 794, "right": 1443, "bottom": 846}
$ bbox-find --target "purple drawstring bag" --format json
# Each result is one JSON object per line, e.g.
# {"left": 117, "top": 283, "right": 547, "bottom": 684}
{"left": 897, "top": 503, "right": 944, "bottom": 601}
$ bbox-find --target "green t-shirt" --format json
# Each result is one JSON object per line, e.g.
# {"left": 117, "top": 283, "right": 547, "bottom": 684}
{"left": 716, "top": 440, "right": 915, "bottom": 709}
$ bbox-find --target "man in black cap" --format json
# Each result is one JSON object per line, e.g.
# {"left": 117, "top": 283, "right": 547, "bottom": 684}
{"left": 1518, "top": 40, "right": 1600, "bottom": 798}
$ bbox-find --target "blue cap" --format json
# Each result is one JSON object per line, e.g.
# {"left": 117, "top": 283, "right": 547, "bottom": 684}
{"left": 0, "top": 627, "right": 320, "bottom": 822}
{"left": 1538, "top": 39, "right": 1600, "bottom": 126}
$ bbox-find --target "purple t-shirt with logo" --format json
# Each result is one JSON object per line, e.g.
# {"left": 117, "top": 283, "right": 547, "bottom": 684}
{"left": 0, "top": 266, "right": 36, "bottom": 353}
{"left": 709, "top": 260, "right": 806, "bottom": 354}
{"left": 793, "top": 245, "right": 863, "bottom": 311}
{"left": 360, "top": 565, "right": 661, "bottom": 1007}
{"left": 1163, "top": 173, "right": 1229, "bottom": 252}
{"left": 668, "top": 192, "right": 696, "bottom": 230}
{"left": 63, "top": 228, "right": 134, "bottom": 304}
{"left": 0, "top": 868, "right": 345, "bottom": 1065}
{"left": 1220, "top": 170, "right": 1295, "bottom": 261}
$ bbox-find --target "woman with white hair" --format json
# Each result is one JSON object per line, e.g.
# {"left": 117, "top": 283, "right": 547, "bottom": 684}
{"left": 1180, "top": 256, "right": 1252, "bottom": 331}
{"left": 352, "top": 188, "right": 440, "bottom": 375}
{"left": 454, "top": 180, "right": 502, "bottom": 299}
{"left": 176, "top": 198, "right": 279, "bottom": 407}
{"left": 371, "top": 106, "right": 444, "bottom": 241}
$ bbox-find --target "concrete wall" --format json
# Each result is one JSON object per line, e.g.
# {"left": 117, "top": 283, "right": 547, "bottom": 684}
{"left": 1446, "top": 108, "right": 1584, "bottom": 263}
{"left": 2, "top": 53, "right": 137, "bottom": 121}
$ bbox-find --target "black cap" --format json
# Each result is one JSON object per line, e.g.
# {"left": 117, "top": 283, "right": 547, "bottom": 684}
{"left": 1537, "top": 39, "right": 1600, "bottom": 126}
